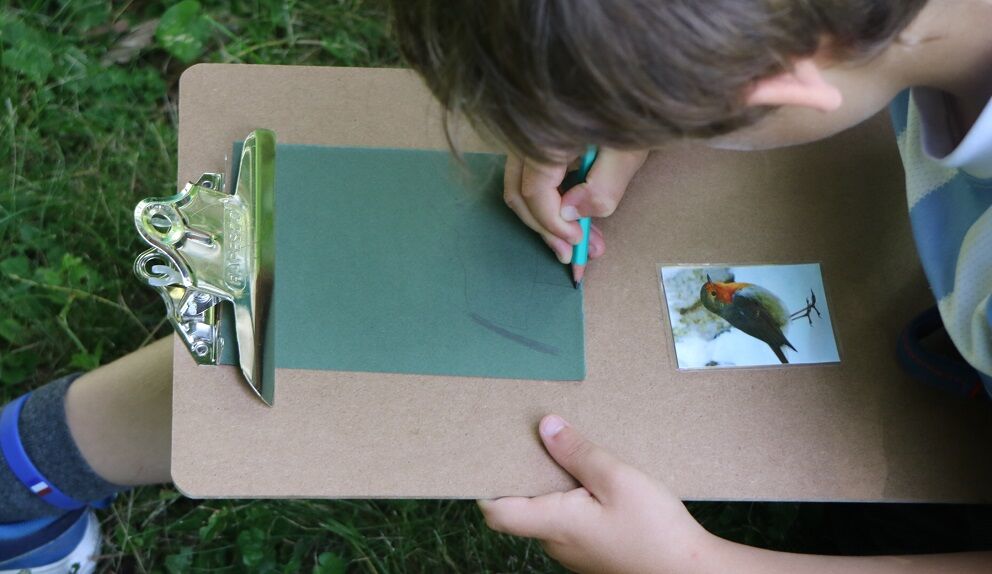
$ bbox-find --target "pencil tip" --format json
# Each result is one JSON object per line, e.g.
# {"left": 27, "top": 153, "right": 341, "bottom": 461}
{"left": 572, "top": 265, "right": 585, "bottom": 288}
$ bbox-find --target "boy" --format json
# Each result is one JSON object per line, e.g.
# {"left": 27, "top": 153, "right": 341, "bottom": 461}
{"left": 393, "top": 0, "right": 992, "bottom": 571}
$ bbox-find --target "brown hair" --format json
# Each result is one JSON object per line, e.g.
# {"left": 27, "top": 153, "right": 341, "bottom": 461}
{"left": 390, "top": 0, "right": 927, "bottom": 162}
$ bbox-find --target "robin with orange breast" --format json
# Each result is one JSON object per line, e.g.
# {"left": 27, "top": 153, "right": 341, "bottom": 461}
{"left": 700, "top": 275, "right": 797, "bottom": 364}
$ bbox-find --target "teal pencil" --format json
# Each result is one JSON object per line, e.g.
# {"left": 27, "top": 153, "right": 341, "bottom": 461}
{"left": 569, "top": 146, "right": 598, "bottom": 288}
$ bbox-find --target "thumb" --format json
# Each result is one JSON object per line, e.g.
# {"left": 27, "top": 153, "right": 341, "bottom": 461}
{"left": 560, "top": 148, "right": 647, "bottom": 220}
{"left": 538, "top": 415, "right": 630, "bottom": 502}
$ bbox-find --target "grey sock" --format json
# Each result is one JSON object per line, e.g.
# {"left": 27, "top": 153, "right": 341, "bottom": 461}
{"left": 1, "top": 374, "right": 125, "bottom": 523}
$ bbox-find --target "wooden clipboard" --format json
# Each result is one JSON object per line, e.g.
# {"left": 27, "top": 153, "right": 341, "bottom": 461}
{"left": 169, "top": 64, "right": 992, "bottom": 502}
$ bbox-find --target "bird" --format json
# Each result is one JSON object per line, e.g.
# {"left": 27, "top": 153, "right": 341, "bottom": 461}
{"left": 700, "top": 275, "right": 797, "bottom": 364}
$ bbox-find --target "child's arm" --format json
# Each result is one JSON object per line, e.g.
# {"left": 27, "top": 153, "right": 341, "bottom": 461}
{"left": 480, "top": 415, "right": 992, "bottom": 574}
{"left": 503, "top": 148, "right": 648, "bottom": 263}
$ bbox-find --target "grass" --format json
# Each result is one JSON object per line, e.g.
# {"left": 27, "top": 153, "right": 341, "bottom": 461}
{"left": 0, "top": 0, "right": 988, "bottom": 572}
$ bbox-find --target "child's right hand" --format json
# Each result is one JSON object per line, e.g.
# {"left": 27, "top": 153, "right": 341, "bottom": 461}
{"left": 503, "top": 148, "right": 649, "bottom": 264}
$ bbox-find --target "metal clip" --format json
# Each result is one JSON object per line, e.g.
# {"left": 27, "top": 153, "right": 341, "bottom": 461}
{"left": 134, "top": 130, "right": 276, "bottom": 405}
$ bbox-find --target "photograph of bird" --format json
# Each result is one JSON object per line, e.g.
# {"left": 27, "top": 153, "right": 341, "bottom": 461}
{"left": 700, "top": 275, "right": 797, "bottom": 364}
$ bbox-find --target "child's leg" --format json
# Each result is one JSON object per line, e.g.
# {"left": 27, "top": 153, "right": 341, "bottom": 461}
{"left": 1, "top": 337, "right": 172, "bottom": 522}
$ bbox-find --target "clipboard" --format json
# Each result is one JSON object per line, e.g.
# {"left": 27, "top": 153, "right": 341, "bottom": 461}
{"left": 135, "top": 133, "right": 587, "bottom": 405}
{"left": 161, "top": 64, "right": 992, "bottom": 501}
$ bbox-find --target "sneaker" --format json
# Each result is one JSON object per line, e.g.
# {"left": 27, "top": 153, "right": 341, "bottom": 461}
{"left": 0, "top": 509, "right": 100, "bottom": 574}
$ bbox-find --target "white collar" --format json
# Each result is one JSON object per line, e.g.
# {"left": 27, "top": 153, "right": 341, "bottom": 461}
{"left": 912, "top": 86, "right": 992, "bottom": 179}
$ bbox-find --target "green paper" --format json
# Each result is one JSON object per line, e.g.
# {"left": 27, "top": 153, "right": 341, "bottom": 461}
{"left": 222, "top": 144, "right": 585, "bottom": 384}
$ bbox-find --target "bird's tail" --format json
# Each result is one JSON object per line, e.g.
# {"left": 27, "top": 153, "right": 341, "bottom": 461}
{"left": 771, "top": 344, "right": 790, "bottom": 364}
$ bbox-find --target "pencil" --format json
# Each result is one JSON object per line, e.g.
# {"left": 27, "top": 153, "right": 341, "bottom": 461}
{"left": 568, "top": 146, "right": 598, "bottom": 288}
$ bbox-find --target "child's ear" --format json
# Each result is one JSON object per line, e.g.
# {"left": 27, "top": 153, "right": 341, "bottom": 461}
{"left": 744, "top": 58, "right": 843, "bottom": 112}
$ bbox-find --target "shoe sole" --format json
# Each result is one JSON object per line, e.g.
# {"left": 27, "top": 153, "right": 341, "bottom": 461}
{"left": 0, "top": 512, "right": 100, "bottom": 574}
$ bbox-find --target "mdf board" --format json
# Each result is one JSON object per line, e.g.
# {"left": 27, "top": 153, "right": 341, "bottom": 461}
{"left": 171, "top": 64, "right": 992, "bottom": 501}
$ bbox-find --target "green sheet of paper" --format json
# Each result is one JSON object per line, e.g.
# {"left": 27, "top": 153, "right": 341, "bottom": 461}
{"left": 223, "top": 144, "right": 585, "bottom": 383}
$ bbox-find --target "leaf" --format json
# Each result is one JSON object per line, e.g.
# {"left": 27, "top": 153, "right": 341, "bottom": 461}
{"left": 70, "top": 350, "right": 101, "bottom": 371}
{"left": 19, "top": 224, "right": 53, "bottom": 248}
{"left": 58, "top": 0, "right": 111, "bottom": 32}
{"left": 237, "top": 527, "right": 268, "bottom": 568}
{"left": 198, "top": 509, "right": 228, "bottom": 544}
{"left": 33, "top": 266, "right": 62, "bottom": 286}
{"left": 164, "top": 546, "right": 194, "bottom": 574}
{"left": 155, "top": 1, "right": 211, "bottom": 63}
{"left": 61, "top": 253, "right": 96, "bottom": 287}
{"left": 1, "top": 351, "right": 39, "bottom": 386}
{"left": 0, "top": 255, "right": 30, "bottom": 277}
{"left": 282, "top": 540, "right": 310, "bottom": 574}
{"left": 0, "top": 17, "right": 55, "bottom": 83}
{"left": 313, "top": 552, "right": 347, "bottom": 574}
{"left": 2, "top": 43, "right": 54, "bottom": 83}
{"left": 0, "top": 318, "right": 25, "bottom": 344}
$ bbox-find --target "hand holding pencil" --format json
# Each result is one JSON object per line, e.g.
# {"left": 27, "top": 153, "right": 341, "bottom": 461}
{"left": 502, "top": 147, "right": 649, "bottom": 285}
{"left": 559, "top": 146, "right": 598, "bottom": 287}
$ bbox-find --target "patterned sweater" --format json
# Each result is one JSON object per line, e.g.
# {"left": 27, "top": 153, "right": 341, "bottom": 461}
{"left": 890, "top": 88, "right": 992, "bottom": 395}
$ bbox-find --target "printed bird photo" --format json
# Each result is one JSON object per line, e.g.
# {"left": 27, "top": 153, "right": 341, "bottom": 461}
{"left": 660, "top": 264, "right": 840, "bottom": 369}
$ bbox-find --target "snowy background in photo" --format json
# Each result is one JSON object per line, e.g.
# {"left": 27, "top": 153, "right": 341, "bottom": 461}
{"left": 660, "top": 263, "right": 841, "bottom": 369}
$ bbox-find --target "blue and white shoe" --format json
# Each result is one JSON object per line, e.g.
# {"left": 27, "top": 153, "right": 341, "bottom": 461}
{"left": 0, "top": 509, "right": 100, "bottom": 574}
{"left": 1, "top": 391, "right": 106, "bottom": 573}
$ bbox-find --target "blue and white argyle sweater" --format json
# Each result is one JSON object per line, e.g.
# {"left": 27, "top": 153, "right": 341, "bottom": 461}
{"left": 890, "top": 88, "right": 992, "bottom": 397}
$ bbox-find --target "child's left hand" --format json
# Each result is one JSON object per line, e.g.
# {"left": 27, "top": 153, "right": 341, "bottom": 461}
{"left": 478, "top": 415, "right": 716, "bottom": 574}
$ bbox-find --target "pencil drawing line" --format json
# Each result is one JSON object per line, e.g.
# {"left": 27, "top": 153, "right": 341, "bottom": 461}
{"left": 469, "top": 312, "right": 560, "bottom": 356}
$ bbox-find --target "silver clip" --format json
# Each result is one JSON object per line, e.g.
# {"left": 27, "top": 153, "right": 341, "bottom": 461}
{"left": 133, "top": 130, "right": 276, "bottom": 405}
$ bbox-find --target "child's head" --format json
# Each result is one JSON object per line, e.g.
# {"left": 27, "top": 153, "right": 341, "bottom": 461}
{"left": 391, "top": 1, "right": 927, "bottom": 159}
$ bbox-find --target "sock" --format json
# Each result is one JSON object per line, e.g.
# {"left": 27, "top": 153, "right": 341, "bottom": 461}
{"left": 0, "top": 374, "right": 125, "bottom": 523}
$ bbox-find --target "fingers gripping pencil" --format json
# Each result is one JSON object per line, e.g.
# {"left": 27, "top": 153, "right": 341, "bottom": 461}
{"left": 560, "top": 146, "right": 598, "bottom": 288}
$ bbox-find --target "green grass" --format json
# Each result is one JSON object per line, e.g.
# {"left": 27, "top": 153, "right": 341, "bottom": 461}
{"left": 1, "top": 1, "right": 987, "bottom": 572}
